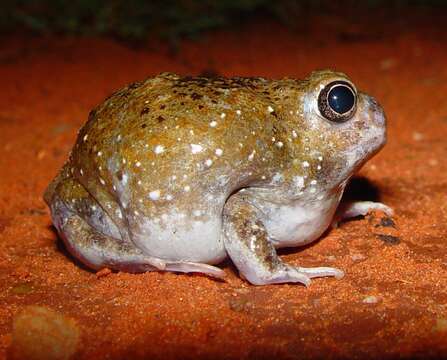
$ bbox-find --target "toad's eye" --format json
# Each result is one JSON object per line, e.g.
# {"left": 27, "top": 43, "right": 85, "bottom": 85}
{"left": 318, "top": 81, "right": 357, "bottom": 122}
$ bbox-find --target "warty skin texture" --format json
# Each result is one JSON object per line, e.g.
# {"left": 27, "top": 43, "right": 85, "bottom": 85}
{"left": 44, "top": 70, "right": 391, "bottom": 285}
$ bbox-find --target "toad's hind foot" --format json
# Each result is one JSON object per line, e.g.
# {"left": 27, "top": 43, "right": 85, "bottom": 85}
{"left": 259, "top": 265, "right": 343, "bottom": 286}
{"left": 163, "top": 262, "right": 226, "bottom": 279}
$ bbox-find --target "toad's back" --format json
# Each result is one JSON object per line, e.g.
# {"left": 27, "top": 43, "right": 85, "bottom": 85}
{"left": 68, "top": 73, "right": 302, "bottom": 219}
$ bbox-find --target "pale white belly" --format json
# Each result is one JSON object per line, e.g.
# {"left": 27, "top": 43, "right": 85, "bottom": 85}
{"left": 262, "top": 196, "right": 340, "bottom": 248}
{"left": 131, "top": 211, "right": 227, "bottom": 264}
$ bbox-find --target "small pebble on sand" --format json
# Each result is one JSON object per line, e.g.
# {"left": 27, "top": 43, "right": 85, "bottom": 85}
{"left": 11, "top": 306, "right": 80, "bottom": 360}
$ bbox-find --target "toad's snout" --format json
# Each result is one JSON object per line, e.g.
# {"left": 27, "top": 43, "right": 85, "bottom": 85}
{"left": 360, "top": 93, "right": 387, "bottom": 151}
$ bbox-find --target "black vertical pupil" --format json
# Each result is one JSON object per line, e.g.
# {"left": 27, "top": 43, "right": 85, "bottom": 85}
{"left": 328, "top": 85, "right": 355, "bottom": 114}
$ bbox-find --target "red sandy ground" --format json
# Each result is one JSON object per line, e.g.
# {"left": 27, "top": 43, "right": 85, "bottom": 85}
{"left": 1, "top": 12, "right": 447, "bottom": 360}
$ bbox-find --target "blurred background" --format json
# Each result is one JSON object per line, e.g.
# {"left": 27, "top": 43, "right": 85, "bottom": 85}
{"left": 1, "top": 0, "right": 446, "bottom": 44}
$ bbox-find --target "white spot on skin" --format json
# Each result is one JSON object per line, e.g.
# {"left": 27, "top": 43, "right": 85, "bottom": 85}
{"left": 137, "top": 180, "right": 142, "bottom": 185}
{"left": 122, "top": 158, "right": 126, "bottom": 164}
{"left": 248, "top": 150, "right": 256, "bottom": 161}
{"left": 97, "top": 151, "right": 102, "bottom": 157}
{"left": 215, "top": 148, "right": 223, "bottom": 156}
{"left": 318, "top": 156, "right": 323, "bottom": 162}
{"left": 293, "top": 176, "right": 304, "bottom": 190}
{"left": 310, "top": 180, "right": 317, "bottom": 185}
{"left": 91, "top": 206, "right": 97, "bottom": 211}
{"left": 99, "top": 178, "right": 106, "bottom": 185}
{"left": 275, "top": 141, "right": 284, "bottom": 148}
{"left": 317, "top": 165, "right": 322, "bottom": 170}
{"left": 190, "top": 144, "right": 203, "bottom": 154}
{"left": 149, "top": 190, "right": 160, "bottom": 200}
{"left": 292, "top": 130, "right": 298, "bottom": 138}
{"left": 303, "top": 161, "right": 310, "bottom": 168}
{"left": 83, "top": 134, "right": 88, "bottom": 142}
{"left": 80, "top": 169, "right": 84, "bottom": 176}
{"left": 272, "top": 173, "right": 283, "bottom": 183}
{"left": 135, "top": 161, "right": 141, "bottom": 167}
{"left": 220, "top": 113, "right": 226, "bottom": 119}
{"left": 166, "top": 194, "right": 173, "bottom": 201}
{"left": 154, "top": 145, "right": 164, "bottom": 154}
{"left": 184, "top": 185, "right": 191, "bottom": 192}
{"left": 209, "top": 121, "right": 217, "bottom": 128}
{"left": 134, "top": 210, "right": 139, "bottom": 216}
{"left": 267, "top": 106, "right": 274, "bottom": 113}
{"left": 205, "top": 159, "right": 213, "bottom": 167}
{"left": 236, "top": 110, "right": 241, "bottom": 116}
{"left": 117, "top": 134, "right": 122, "bottom": 141}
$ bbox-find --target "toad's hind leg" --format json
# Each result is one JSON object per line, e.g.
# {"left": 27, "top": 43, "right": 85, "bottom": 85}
{"left": 57, "top": 207, "right": 225, "bottom": 277}
{"left": 223, "top": 195, "right": 344, "bottom": 286}
{"left": 59, "top": 211, "right": 168, "bottom": 272}
{"left": 46, "top": 173, "right": 225, "bottom": 278}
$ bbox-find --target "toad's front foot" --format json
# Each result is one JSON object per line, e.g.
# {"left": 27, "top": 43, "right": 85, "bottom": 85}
{"left": 255, "top": 264, "right": 344, "bottom": 286}
{"left": 223, "top": 195, "right": 344, "bottom": 286}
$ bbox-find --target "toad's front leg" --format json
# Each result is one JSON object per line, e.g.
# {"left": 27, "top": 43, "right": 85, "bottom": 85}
{"left": 222, "top": 195, "right": 344, "bottom": 286}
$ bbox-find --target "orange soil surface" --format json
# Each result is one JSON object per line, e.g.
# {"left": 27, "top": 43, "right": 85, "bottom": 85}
{"left": 1, "top": 13, "right": 447, "bottom": 359}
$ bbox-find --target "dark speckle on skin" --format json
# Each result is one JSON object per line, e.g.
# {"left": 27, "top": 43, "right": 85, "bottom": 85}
{"left": 140, "top": 108, "right": 150, "bottom": 116}
{"left": 191, "top": 93, "right": 203, "bottom": 100}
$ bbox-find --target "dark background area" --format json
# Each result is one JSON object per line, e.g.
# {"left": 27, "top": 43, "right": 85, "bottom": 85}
{"left": 1, "top": 0, "right": 446, "bottom": 43}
